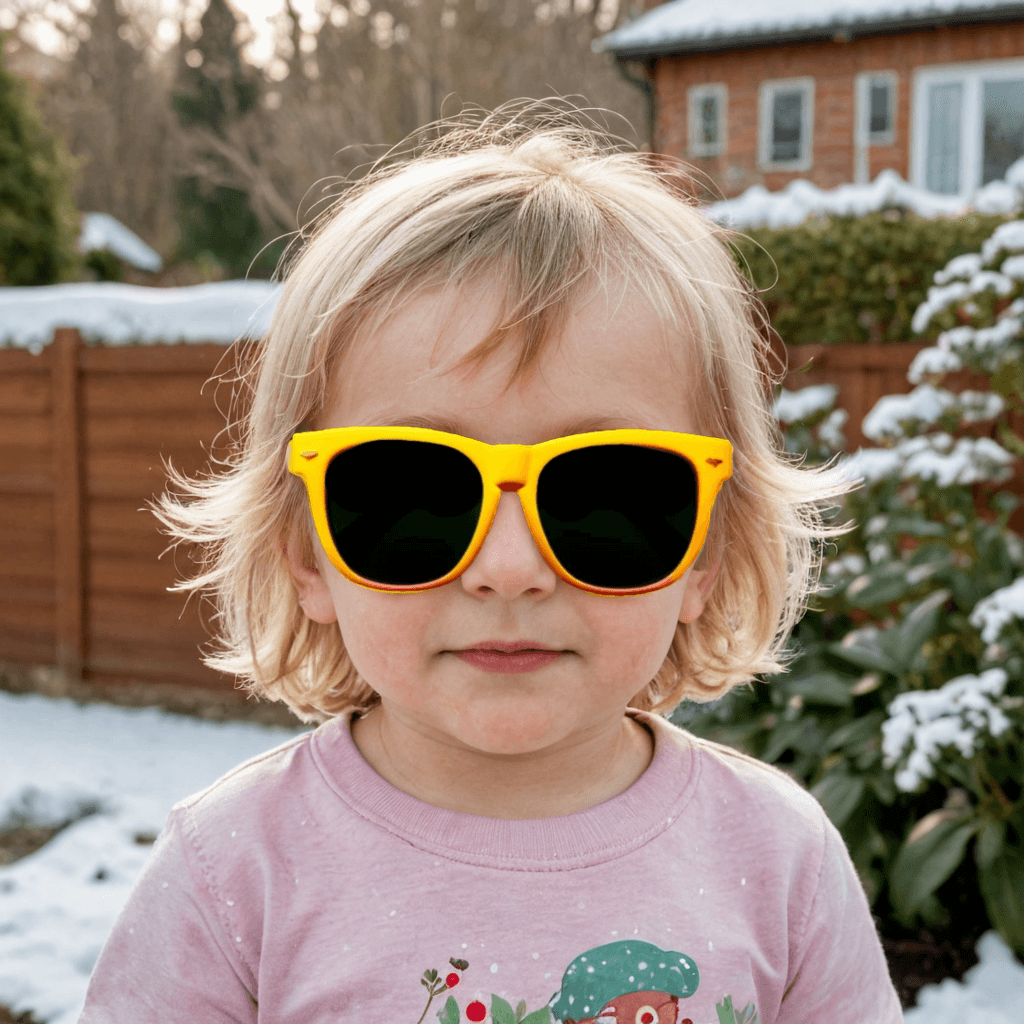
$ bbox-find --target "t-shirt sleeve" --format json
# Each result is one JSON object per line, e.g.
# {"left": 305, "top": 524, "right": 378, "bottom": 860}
{"left": 777, "top": 810, "right": 903, "bottom": 1024}
{"left": 77, "top": 805, "right": 258, "bottom": 1023}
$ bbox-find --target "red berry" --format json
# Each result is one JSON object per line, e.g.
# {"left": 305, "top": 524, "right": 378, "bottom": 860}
{"left": 681, "top": 1019, "right": 693, "bottom": 1024}
{"left": 640, "top": 1014, "right": 654, "bottom": 1024}
{"left": 466, "top": 1000, "right": 487, "bottom": 1022}
{"left": 446, "top": 973, "right": 460, "bottom": 988}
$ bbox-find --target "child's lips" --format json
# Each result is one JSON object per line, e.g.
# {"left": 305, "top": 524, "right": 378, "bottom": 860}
{"left": 453, "top": 645, "right": 566, "bottom": 674}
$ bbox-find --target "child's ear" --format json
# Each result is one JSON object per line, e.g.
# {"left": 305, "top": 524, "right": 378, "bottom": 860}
{"left": 283, "top": 535, "right": 339, "bottom": 624}
{"left": 678, "top": 557, "right": 720, "bottom": 626}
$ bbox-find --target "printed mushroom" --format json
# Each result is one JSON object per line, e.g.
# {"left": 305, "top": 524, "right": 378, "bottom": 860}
{"left": 546, "top": 940, "right": 699, "bottom": 1024}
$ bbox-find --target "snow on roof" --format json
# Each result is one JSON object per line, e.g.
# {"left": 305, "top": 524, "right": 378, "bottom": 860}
{"left": 0, "top": 280, "right": 281, "bottom": 353}
{"left": 76, "top": 212, "right": 164, "bottom": 273}
{"left": 595, "top": 0, "right": 1024, "bottom": 56}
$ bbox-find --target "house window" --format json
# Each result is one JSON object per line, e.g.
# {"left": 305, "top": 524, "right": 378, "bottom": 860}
{"left": 857, "top": 72, "right": 897, "bottom": 145}
{"left": 759, "top": 78, "right": 814, "bottom": 171}
{"left": 913, "top": 59, "right": 1024, "bottom": 195}
{"left": 688, "top": 84, "right": 727, "bottom": 157}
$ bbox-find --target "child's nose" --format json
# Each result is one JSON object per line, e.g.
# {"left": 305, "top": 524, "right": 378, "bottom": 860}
{"left": 459, "top": 491, "right": 558, "bottom": 598}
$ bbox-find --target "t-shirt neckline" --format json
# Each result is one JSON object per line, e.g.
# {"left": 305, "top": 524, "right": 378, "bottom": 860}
{"left": 309, "top": 706, "right": 699, "bottom": 870}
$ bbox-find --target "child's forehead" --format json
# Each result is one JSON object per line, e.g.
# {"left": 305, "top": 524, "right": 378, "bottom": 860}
{"left": 320, "top": 273, "right": 699, "bottom": 434}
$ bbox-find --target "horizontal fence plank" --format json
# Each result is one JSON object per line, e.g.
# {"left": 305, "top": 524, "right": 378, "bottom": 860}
{"left": 0, "top": 347, "right": 54, "bottom": 371}
{"left": 84, "top": 413, "right": 230, "bottom": 450}
{"left": 0, "top": 413, "right": 51, "bottom": 448}
{"left": 0, "top": 369, "right": 51, "bottom": 414}
{"left": 88, "top": 555, "right": 188, "bottom": 594}
{"left": 85, "top": 642, "right": 222, "bottom": 684}
{"left": 79, "top": 343, "right": 238, "bottom": 374}
{"left": 0, "top": 474, "right": 54, "bottom": 495}
{"left": 82, "top": 373, "right": 235, "bottom": 416}
{"left": 0, "top": 542, "right": 55, "bottom": 575}
{"left": 0, "top": 447, "right": 50, "bottom": 480}
{"left": 0, "top": 594, "right": 54, "bottom": 629}
{"left": 90, "top": 590, "right": 211, "bottom": 634}
{"left": 0, "top": 493, "right": 53, "bottom": 530}
{"left": 0, "top": 634, "right": 55, "bottom": 663}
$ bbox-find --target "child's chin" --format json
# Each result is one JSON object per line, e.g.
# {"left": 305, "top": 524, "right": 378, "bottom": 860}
{"left": 445, "top": 707, "right": 568, "bottom": 756}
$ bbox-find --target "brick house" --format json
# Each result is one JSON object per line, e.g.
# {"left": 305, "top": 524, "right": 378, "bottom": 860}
{"left": 596, "top": 0, "right": 1024, "bottom": 199}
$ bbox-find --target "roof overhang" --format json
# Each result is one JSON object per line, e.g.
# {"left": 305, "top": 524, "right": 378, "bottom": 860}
{"left": 598, "top": 4, "right": 1024, "bottom": 60}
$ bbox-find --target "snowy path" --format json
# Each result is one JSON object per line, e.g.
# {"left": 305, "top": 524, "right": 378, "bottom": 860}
{"left": 0, "top": 690, "right": 1021, "bottom": 1023}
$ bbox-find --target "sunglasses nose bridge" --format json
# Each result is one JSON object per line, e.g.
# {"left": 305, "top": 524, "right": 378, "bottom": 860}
{"left": 491, "top": 444, "right": 531, "bottom": 492}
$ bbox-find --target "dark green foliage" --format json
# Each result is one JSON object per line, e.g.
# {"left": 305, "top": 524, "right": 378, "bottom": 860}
{"left": 731, "top": 209, "right": 1012, "bottom": 346}
{"left": 0, "top": 31, "right": 82, "bottom": 285}
{"left": 85, "top": 248, "right": 124, "bottom": 282}
{"left": 170, "top": 0, "right": 272, "bottom": 278}
{"left": 672, "top": 254, "right": 1024, "bottom": 959}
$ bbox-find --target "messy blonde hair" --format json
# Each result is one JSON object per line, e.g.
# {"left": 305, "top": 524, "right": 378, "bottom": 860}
{"left": 153, "top": 98, "right": 862, "bottom": 725}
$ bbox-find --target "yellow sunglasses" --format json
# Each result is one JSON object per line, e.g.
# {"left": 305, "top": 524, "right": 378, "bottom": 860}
{"left": 288, "top": 426, "right": 732, "bottom": 596}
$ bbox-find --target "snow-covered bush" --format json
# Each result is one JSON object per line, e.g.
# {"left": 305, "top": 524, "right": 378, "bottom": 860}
{"left": 674, "top": 223, "right": 1024, "bottom": 959}
{"left": 721, "top": 160, "right": 1024, "bottom": 347}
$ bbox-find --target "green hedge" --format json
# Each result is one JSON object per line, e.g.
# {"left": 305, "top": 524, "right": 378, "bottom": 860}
{"left": 730, "top": 209, "right": 1012, "bottom": 346}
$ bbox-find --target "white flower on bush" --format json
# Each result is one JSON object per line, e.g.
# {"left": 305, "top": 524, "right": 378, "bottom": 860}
{"left": 881, "top": 668, "right": 1014, "bottom": 792}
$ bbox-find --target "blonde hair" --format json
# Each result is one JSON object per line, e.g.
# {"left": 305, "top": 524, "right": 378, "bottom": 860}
{"left": 153, "top": 98, "right": 862, "bottom": 725}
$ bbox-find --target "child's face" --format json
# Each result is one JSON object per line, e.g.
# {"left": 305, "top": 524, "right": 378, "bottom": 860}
{"left": 287, "top": 273, "right": 718, "bottom": 766}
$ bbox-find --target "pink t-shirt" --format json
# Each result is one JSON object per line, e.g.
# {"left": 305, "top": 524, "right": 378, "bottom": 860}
{"left": 79, "top": 707, "right": 902, "bottom": 1024}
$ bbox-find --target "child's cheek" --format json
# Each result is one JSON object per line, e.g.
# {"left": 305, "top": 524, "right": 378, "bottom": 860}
{"left": 585, "top": 590, "right": 683, "bottom": 678}
{"left": 335, "top": 586, "right": 442, "bottom": 680}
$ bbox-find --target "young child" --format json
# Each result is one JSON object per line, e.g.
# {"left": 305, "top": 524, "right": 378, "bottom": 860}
{"left": 79, "top": 99, "right": 902, "bottom": 1024}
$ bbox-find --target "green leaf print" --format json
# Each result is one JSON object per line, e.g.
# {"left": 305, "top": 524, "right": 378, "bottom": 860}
{"left": 491, "top": 995, "right": 518, "bottom": 1024}
{"left": 520, "top": 1009, "right": 553, "bottom": 1024}
{"left": 715, "top": 994, "right": 761, "bottom": 1024}
{"left": 515, "top": 999, "right": 528, "bottom": 1021}
{"left": 435, "top": 995, "right": 460, "bottom": 1024}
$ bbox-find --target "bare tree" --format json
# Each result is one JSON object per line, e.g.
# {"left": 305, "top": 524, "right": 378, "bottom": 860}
{"left": 35, "top": 0, "right": 178, "bottom": 254}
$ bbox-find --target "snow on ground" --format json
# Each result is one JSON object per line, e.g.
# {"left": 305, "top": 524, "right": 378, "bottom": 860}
{"left": 0, "top": 691, "right": 311, "bottom": 1024}
{"left": 1, "top": 690, "right": 1023, "bottom": 1023}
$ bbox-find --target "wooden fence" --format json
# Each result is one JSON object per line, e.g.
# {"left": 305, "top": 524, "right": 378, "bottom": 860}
{"left": 1, "top": 329, "right": 1022, "bottom": 695}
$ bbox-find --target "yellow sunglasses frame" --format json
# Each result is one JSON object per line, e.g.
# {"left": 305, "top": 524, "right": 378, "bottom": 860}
{"left": 288, "top": 426, "right": 732, "bottom": 596}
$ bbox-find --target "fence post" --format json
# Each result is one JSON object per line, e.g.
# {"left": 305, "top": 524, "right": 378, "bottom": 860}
{"left": 52, "top": 327, "right": 85, "bottom": 682}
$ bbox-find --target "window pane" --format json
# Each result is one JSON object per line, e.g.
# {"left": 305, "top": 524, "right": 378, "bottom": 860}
{"left": 926, "top": 82, "right": 962, "bottom": 194}
{"left": 869, "top": 82, "right": 891, "bottom": 136}
{"left": 983, "top": 79, "right": 1024, "bottom": 184}
{"left": 700, "top": 96, "right": 719, "bottom": 147}
{"left": 771, "top": 90, "right": 803, "bottom": 162}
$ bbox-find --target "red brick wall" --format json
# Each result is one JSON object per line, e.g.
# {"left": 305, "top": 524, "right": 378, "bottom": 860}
{"left": 653, "top": 22, "right": 1024, "bottom": 197}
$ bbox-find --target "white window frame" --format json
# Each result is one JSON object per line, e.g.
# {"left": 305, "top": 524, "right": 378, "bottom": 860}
{"left": 854, "top": 71, "right": 898, "bottom": 183}
{"left": 912, "top": 57, "right": 1024, "bottom": 196}
{"left": 759, "top": 77, "right": 815, "bottom": 172}
{"left": 688, "top": 83, "right": 727, "bottom": 157}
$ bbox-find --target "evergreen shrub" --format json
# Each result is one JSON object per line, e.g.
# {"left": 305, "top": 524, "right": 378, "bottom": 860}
{"left": 676, "top": 220, "right": 1024, "bottom": 961}
{"left": 0, "top": 31, "right": 81, "bottom": 285}
{"left": 732, "top": 209, "right": 1012, "bottom": 346}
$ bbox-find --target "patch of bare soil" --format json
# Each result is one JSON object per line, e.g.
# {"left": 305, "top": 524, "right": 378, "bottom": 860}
{"left": 883, "top": 924, "right": 989, "bottom": 1010}
{"left": 0, "top": 1006, "right": 45, "bottom": 1024}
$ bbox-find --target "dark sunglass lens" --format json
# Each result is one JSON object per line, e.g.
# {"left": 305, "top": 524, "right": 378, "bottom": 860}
{"left": 324, "top": 441, "right": 483, "bottom": 585}
{"left": 537, "top": 444, "right": 698, "bottom": 588}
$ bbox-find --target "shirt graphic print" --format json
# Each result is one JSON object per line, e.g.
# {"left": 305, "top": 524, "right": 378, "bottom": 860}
{"left": 409, "top": 938, "right": 756, "bottom": 1024}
